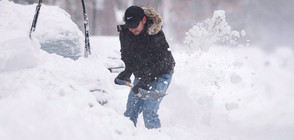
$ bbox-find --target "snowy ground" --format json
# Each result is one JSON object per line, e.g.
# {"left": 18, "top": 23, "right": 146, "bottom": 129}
{"left": 1, "top": 1, "right": 294, "bottom": 140}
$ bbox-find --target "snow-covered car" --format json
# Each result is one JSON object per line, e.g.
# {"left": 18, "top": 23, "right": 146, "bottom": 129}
{"left": 32, "top": 5, "right": 84, "bottom": 60}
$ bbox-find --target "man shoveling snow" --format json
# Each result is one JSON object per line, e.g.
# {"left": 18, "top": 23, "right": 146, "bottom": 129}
{"left": 114, "top": 6, "right": 175, "bottom": 129}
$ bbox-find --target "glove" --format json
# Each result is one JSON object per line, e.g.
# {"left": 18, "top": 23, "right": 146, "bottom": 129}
{"left": 132, "top": 81, "right": 147, "bottom": 94}
{"left": 114, "top": 71, "right": 131, "bottom": 85}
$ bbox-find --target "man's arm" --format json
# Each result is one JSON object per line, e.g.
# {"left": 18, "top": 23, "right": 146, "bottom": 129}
{"left": 115, "top": 32, "right": 133, "bottom": 84}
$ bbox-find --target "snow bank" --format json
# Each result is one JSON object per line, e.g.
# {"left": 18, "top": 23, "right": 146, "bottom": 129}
{"left": 0, "top": 1, "right": 135, "bottom": 140}
{"left": 0, "top": 34, "right": 41, "bottom": 72}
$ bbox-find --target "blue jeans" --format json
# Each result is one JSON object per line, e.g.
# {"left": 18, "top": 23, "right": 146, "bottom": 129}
{"left": 124, "top": 73, "right": 173, "bottom": 129}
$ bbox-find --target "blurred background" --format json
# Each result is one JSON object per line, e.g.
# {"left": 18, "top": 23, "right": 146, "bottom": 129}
{"left": 12, "top": 0, "right": 294, "bottom": 49}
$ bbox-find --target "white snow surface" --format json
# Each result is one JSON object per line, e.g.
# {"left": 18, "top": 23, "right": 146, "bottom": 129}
{"left": 1, "top": 1, "right": 294, "bottom": 140}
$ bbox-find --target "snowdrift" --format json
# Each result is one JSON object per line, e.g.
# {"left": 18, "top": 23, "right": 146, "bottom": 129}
{"left": 0, "top": 1, "right": 135, "bottom": 140}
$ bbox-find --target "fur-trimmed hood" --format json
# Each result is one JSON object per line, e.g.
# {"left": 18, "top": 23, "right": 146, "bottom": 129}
{"left": 142, "top": 6, "right": 162, "bottom": 35}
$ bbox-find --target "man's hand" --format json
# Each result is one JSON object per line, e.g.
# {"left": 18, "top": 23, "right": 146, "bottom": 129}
{"left": 132, "top": 84, "right": 140, "bottom": 94}
{"left": 132, "top": 81, "right": 146, "bottom": 94}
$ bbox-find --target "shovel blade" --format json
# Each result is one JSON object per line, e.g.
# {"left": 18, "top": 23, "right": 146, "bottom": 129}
{"left": 137, "top": 88, "right": 166, "bottom": 100}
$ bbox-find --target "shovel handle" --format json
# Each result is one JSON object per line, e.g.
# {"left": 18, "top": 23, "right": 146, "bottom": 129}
{"left": 115, "top": 78, "right": 133, "bottom": 88}
{"left": 125, "top": 82, "right": 133, "bottom": 88}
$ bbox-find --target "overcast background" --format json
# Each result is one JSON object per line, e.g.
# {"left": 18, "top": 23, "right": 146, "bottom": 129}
{"left": 11, "top": 0, "right": 294, "bottom": 49}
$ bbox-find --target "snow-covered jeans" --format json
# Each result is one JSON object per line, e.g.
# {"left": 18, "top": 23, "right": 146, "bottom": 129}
{"left": 124, "top": 73, "right": 173, "bottom": 129}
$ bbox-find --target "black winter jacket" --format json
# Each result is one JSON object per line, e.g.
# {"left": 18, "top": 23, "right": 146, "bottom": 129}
{"left": 118, "top": 14, "right": 175, "bottom": 93}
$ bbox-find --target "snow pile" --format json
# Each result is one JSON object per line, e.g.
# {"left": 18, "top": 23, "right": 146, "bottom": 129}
{"left": 185, "top": 10, "right": 246, "bottom": 52}
{"left": 0, "top": 35, "right": 41, "bottom": 72}
{"left": 0, "top": 1, "right": 134, "bottom": 139}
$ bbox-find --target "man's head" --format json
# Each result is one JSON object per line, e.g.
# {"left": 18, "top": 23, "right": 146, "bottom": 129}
{"left": 124, "top": 6, "right": 146, "bottom": 36}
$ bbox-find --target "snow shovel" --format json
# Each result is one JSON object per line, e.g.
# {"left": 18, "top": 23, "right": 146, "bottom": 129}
{"left": 115, "top": 79, "right": 166, "bottom": 100}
